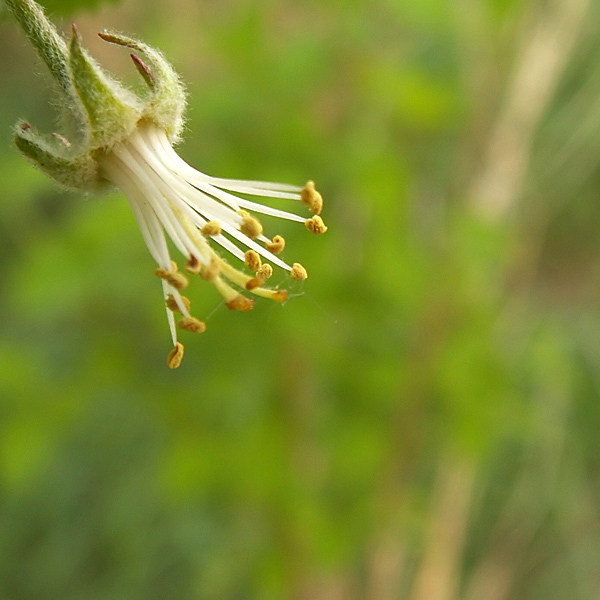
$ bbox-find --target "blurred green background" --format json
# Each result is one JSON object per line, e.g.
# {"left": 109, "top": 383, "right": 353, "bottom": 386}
{"left": 2, "top": 0, "right": 600, "bottom": 598}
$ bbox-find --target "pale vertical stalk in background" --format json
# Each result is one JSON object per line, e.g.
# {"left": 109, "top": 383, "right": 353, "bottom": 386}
{"left": 468, "top": 0, "right": 591, "bottom": 221}
{"left": 365, "top": 534, "right": 406, "bottom": 600}
{"left": 408, "top": 456, "right": 476, "bottom": 600}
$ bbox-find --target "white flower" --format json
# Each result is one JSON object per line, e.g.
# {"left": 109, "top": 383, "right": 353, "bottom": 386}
{"left": 5, "top": 0, "right": 327, "bottom": 367}
{"left": 101, "top": 123, "right": 327, "bottom": 367}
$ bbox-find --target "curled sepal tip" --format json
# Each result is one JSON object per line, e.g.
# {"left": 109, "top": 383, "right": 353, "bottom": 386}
{"left": 14, "top": 123, "right": 101, "bottom": 191}
{"left": 98, "top": 30, "right": 186, "bottom": 142}
{"left": 130, "top": 54, "right": 155, "bottom": 88}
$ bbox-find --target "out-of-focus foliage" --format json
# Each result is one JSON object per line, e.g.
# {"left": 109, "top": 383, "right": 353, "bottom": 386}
{"left": 1, "top": 0, "right": 600, "bottom": 599}
{"left": 2, "top": 0, "right": 124, "bottom": 16}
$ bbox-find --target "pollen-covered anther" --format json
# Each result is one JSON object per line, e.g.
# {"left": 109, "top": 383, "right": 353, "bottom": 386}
{"left": 245, "top": 278, "right": 260, "bottom": 291}
{"left": 226, "top": 294, "right": 254, "bottom": 311}
{"left": 290, "top": 263, "right": 308, "bottom": 281}
{"left": 257, "top": 264, "right": 273, "bottom": 281}
{"left": 178, "top": 316, "right": 206, "bottom": 333}
{"left": 244, "top": 250, "right": 262, "bottom": 271}
{"left": 245, "top": 262, "right": 274, "bottom": 290}
{"left": 305, "top": 215, "right": 328, "bottom": 234}
{"left": 155, "top": 267, "right": 189, "bottom": 290}
{"left": 167, "top": 342, "right": 185, "bottom": 369}
{"left": 238, "top": 210, "right": 263, "bottom": 239}
{"left": 200, "top": 258, "right": 221, "bottom": 281}
{"left": 266, "top": 235, "right": 285, "bottom": 255}
{"left": 245, "top": 263, "right": 273, "bottom": 291}
{"left": 185, "top": 254, "right": 202, "bottom": 274}
{"left": 271, "top": 290, "right": 288, "bottom": 303}
{"left": 301, "top": 180, "right": 323, "bottom": 215}
{"left": 202, "top": 220, "right": 221, "bottom": 236}
{"left": 166, "top": 293, "right": 191, "bottom": 314}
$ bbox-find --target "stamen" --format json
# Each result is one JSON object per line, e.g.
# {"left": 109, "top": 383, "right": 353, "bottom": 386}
{"left": 245, "top": 262, "right": 273, "bottom": 290}
{"left": 212, "top": 273, "right": 254, "bottom": 311}
{"left": 266, "top": 235, "right": 285, "bottom": 254}
{"left": 305, "top": 215, "right": 328, "bottom": 234}
{"left": 200, "top": 257, "right": 221, "bottom": 281}
{"left": 101, "top": 153, "right": 172, "bottom": 267}
{"left": 166, "top": 293, "right": 191, "bottom": 313}
{"left": 244, "top": 250, "right": 262, "bottom": 271}
{"left": 235, "top": 198, "right": 306, "bottom": 222}
{"left": 290, "top": 263, "right": 308, "bottom": 281}
{"left": 217, "top": 257, "right": 268, "bottom": 294}
{"left": 155, "top": 267, "right": 189, "bottom": 290}
{"left": 257, "top": 264, "right": 273, "bottom": 280}
{"left": 113, "top": 143, "right": 201, "bottom": 259}
{"left": 202, "top": 220, "right": 221, "bottom": 236}
{"left": 245, "top": 278, "right": 262, "bottom": 291}
{"left": 178, "top": 316, "right": 206, "bottom": 333}
{"left": 219, "top": 220, "right": 291, "bottom": 271}
{"left": 271, "top": 290, "right": 288, "bottom": 303}
{"left": 226, "top": 295, "right": 254, "bottom": 311}
{"left": 185, "top": 254, "right": 202, "bottom": 274}
{"left": 301, "top": 181, "right": 323, "bottom": 215}
{"left": 238, "top": 210, "right": 263, "bottom": 239}
{"left": 167, "top": 342, "right": 185, "bottom": 369}
{"left": 217, "top": 252, "right": 290, "bottom": 301}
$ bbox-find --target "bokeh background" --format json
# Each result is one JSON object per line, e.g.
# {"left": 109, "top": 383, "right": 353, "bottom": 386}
{"left": 2, "top": 0, "right": 600, "bottom": 598}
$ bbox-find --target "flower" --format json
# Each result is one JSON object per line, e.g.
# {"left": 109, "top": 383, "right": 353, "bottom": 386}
{"left": 101, "top": 122, "right": 327, "bottom": 368}
{"left": 5, "top": 0, "right": 327, "bottom": 368}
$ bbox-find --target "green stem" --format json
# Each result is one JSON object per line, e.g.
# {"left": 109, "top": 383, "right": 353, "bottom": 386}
{"left": 4, "top": 0, "right": 71, "bottom": 95}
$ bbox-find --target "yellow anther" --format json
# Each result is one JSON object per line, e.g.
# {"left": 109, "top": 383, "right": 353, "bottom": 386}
{"left": 266, "top": 235, "right": 285, "bottom": 254}
{"left": 271, "top": 290, "right": 288, "bottom": 303}
{"left": 305, "top": 215, "right": 328, "bottom": 234}
{"left": 238, "top": 210, "right": 263, "bottom": 239}
{"left": 155, "top": 267, "right": 189, "bottom": 290}
{"left": 200, "top": 257, "right": 221, "bottom": 281}
{"left": 257, "top": 264, "right": 273, "bottom": 281}
{"left": 301, "top": 180, "right": 323, "bottom": 215}
{"left": 202, "top": 220, "right": 221, "bottom": 236}
{"left": 290, "top": 263, "right": 308, "bottom": 281}
{"left": 167, "top": 342, "right": 184, "bottom": 369}
{"left": 245, "top": 277, "right": 262, "bottom": 290}
{"left": 245, "top": 262, "right": 273, "bottom": 290}
{"left": 226, "top": 294, "right": 254, "bottom": 311}
{"left": 244, "top": 250, "right": 262, "bottom": 271}
{"left": 185, "top": 254, "right": 202, "bottom": 274}
{"left": 166, "top": 294, "right": 191, "bottom": 314}
{"left": 178, "top": 316, "right": 207, "bottom": 334}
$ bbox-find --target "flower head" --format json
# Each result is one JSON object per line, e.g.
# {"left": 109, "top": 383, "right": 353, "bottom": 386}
{"left": 101, "top": 123, "right": 326, "bottom": 367}
{"left": 5, "top": 0, "right": 327, "bottom": 367}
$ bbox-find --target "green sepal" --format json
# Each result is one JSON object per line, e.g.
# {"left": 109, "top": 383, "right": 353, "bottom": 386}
{"left": 14, "top": 124, "right": 104, "bottom": 192}
{"left": 99, "top": 31, "right": 186, "bottom": 142}
{"left": 69, "top": 25, "right": 141, "bottom": 148}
